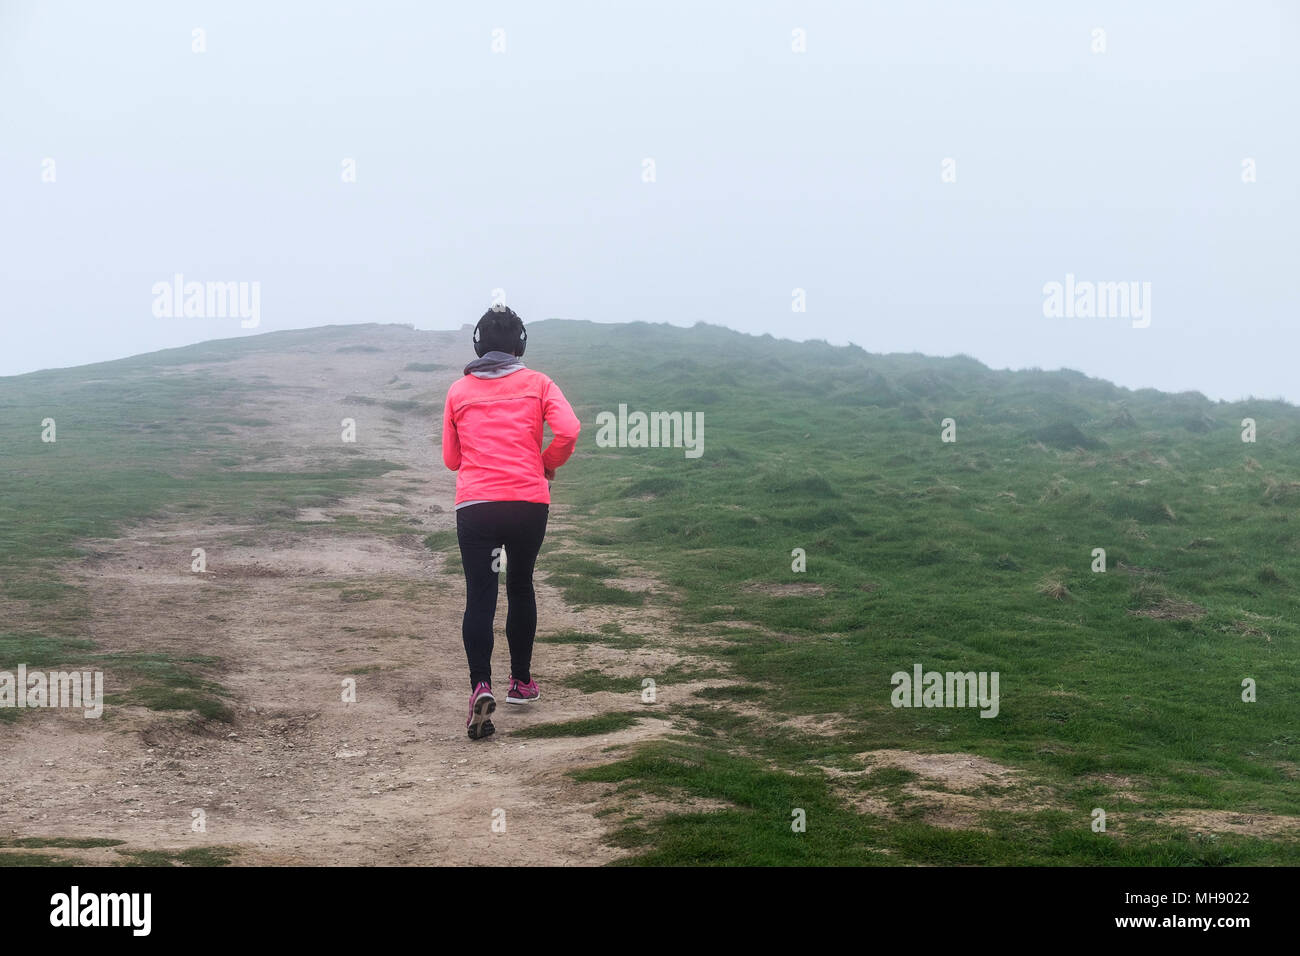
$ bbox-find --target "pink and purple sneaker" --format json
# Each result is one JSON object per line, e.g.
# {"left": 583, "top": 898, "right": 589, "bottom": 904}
{"left": 506, "top": 676, "right": 540, "bottom": 704}
{"left": 466, "top": 681, "right": 496, "bottom": 739}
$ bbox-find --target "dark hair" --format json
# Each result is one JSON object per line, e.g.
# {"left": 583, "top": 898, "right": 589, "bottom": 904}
{"left": 473, "top": 307, "right": 527, "bottom": 357}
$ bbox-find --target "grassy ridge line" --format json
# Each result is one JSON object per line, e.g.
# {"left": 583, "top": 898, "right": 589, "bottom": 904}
{"left": 523, "top": 319, "right": 1300, "bottom": 864}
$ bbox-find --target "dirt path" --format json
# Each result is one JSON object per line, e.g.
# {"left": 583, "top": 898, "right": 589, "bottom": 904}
{"left": 0, "top": 325, "right": 710, "bottom": 866}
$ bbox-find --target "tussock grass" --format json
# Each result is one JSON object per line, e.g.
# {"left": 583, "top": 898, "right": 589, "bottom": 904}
{"left": 1035, "top": 570, "right": 1072, "bottom": 601}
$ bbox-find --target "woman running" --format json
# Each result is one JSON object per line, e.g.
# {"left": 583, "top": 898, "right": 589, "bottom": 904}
{"left": 441, "top": 307, "right": 581, "bottom": 739}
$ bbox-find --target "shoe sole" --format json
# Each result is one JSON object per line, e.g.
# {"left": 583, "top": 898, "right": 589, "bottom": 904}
{"left": 467, "top": 693, "right": 496, "bottom": 739}
{"left": 506, "top": 691, "right": 540, "bottom": 705}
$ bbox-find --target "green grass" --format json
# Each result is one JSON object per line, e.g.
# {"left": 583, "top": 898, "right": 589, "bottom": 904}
{"left": 539, "top": 553, "right": 646, "bottom": 605}
{"left": 0, "top": 632, "right": 97, "bottom": 668}
{"left": 563, "top": 665, "right": 722, "bottom": 694}
{"left": 537, "top": 629, "right": 646, "bottom": 650}
{"left": 114, "top": 846, "right": 238, "bottom": 867}
{"left": 513, "top": 712, "right": 645, "bottom": 738}
{"left": 544, "top": 575, "right": 644, "bottom": 606}
{"left": 0, "top": 837, "right": 126, "bottom": 848}
{"left": 526, "top": 318, "right": 1300, "bottom": 864}
{"left": 0, "top": 851, "right": 71, "bottom": 866}
{"left": 0, "top": 634, "right": 233, "bottom": 723}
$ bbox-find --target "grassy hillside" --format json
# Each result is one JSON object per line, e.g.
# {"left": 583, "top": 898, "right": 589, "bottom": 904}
{"left": 2, "top": 319, "right": 1297, "bottom": 865}
{"left": 0, "top": 326, "right": 403, "bottom": 722}
{"left": 531, "top": 320, "right": 1300, "bottom": 864}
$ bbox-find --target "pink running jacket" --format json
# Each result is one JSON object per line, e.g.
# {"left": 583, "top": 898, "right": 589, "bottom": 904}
{"left": 442, "top": 368, "right": 581, "bottom": 505}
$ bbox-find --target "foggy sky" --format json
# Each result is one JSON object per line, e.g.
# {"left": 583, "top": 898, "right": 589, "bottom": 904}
{"left": 2, "top": 1, "right": 1296, "bottom": 401}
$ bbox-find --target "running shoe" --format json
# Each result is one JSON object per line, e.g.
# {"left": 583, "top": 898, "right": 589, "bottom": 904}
{"left": 466, "top": 681, "right": 496, "bottom": 739}
{"left": 506, "top": 676, "right": 540, "bottom": 704}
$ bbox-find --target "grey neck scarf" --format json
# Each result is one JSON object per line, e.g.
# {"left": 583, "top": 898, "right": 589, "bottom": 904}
{"left": 464, "top": 350, "right": 526, "bottom": 379}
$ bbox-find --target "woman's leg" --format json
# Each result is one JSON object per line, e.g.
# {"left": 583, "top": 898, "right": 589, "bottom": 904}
{"left": 502, "top": 503, "right": 549, "bottom": 683}
{"left": 456, "top": 504, "right": 501, "bottom": 690}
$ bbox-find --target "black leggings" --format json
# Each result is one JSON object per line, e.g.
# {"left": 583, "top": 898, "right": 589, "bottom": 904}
{"left": 455, "top": 501, "right": 549, "bottom": 690}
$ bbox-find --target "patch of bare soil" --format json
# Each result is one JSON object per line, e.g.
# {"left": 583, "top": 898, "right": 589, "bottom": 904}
{"left": 610, "top": 788, "right": 734, "bottom": 824}
{"left": 831, "top": 755, "right": 1300, "bottom": 839}
{"left": 1081, "top": 773, "right": 1149, "bottom": 803}
{"left": 1129, "top": 599, "right": 1207, "bottom": 621}
{"left": 1221, "top": 619, "right": 1273, "bottom": 643}
{"left": 0, "top": 327, "right": 731, "bottom": 866}
{"left": 742, "top": 582, "right": 827, "bottom": 597}
{"left": 825, "top": 750, "right": 1057, "bottom": 831}
{"left": 860, "top": 750, "right": 1022, "bottom": 790}
{"left": 1148, "top": 810, "right": 1300, "bottom": 838}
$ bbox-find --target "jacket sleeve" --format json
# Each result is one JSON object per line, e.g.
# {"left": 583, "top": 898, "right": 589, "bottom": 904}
{"left": 540, "top": 379, "right": 580, "bottom": 472}
{"left": 442, "top": 389, "right": 461, "bottom": 471}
